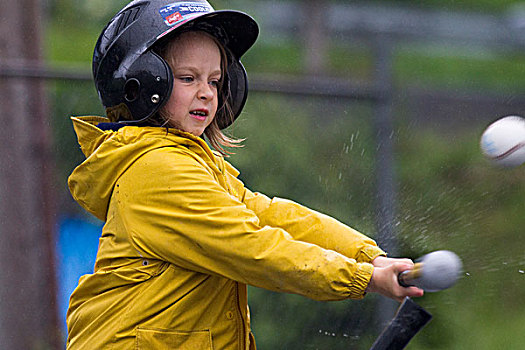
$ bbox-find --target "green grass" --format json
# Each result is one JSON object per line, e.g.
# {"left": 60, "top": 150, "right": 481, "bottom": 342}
{"left": 368, "top": 0, "right": 524, "bottom": 13}
{"left": 244, "top": 39, "right": 525, "bottom": 95}
{"left": 395, "top": 49, "right": 525, "bottom": 91}
{"left": 45, "top": 21, "right": 98, "bottom": 64}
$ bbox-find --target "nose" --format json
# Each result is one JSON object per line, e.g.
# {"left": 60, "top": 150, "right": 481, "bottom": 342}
{"left": 197, "top": 81, "right": 215, "bottom": 101}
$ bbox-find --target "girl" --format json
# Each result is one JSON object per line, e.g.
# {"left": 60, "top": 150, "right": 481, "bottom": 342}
{"left": 66, "top": 1, "right": 423, "bottom": 349}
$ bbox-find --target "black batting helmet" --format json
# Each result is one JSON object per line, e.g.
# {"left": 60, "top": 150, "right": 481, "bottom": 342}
{"left": 92, "top": 0, "right": 259, "bottom": 128}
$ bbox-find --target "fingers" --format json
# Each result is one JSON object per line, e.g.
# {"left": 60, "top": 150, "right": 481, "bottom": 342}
{"left": 367, "top": 263, "right": 424, "bottom": 302}
{"left": 392, "top": 262, "right": 414, "bottom": 278}
{"left": 391, "top": 285, "right": 424, "bottom": 302}
{"left": 372, "top": 256, "right": 415, "bottom": 268}
{"left": 406, "top": 286, "right": 424, "bottom": 298}
{"left": 393, "top": 264, "right": 424, "bottom": 300}
{"left": 396, "top": 258, "right": 415, "bottom": 267}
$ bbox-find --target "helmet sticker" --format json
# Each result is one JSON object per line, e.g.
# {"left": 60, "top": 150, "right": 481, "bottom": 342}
{"left": 159, "top": 2, "right": 213, "bottom": 27}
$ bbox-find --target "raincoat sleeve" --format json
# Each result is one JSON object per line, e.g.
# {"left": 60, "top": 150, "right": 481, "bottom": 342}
{"left": 115, "top": 147, "right": 374, "bottom": 300}
{"left": 224, "top": 163, "right": 386, "bottom": 264}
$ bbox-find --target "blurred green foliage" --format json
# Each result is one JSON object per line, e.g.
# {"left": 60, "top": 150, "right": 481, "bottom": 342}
{"left": 348, "top": 0, "right": 523, "bottom": 13}
{"left": 46, "top": 0, "right": 525, "bottom": 349}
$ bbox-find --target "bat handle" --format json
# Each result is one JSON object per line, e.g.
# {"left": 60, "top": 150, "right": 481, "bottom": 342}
{"left": 398, "top": 270, "right": 412, "bottom": 287}
{"left": 397, "top": 263, "right": 423, "bottom": 288}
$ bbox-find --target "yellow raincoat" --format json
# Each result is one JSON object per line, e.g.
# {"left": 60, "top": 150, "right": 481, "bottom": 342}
{"left": 66, "top": 116, "right": 386, "bottom": 350}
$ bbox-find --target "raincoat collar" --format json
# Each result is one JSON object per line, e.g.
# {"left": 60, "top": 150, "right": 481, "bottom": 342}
{"left": 68, "top": 116, "right": 221, "bottom": 221}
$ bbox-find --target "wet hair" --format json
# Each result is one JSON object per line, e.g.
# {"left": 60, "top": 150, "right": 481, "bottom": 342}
{"left": 154, "top": 29, "right": 243, "bottom": 155}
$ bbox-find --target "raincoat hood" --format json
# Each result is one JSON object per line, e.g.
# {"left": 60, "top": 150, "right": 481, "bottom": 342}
{"left": 68, "top": 116, "right": 218, "bottom": 221}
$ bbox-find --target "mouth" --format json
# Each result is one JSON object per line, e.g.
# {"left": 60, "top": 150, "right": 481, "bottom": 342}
{"left": 190, "top": 109, "right": 208, "bottom": 121}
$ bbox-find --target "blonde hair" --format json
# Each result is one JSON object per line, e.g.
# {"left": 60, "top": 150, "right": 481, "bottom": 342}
{"left": 155, "top": 30, "right": 243, "bottom": 155}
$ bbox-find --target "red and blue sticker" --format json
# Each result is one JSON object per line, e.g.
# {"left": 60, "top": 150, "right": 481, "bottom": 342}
{"left": 159, "top": 2, "right": 213, "bottom": 27}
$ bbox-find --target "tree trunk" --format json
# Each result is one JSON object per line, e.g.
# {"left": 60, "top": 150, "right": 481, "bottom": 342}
{"left": 0, "top": 0, "right": 59, "bottom": 349}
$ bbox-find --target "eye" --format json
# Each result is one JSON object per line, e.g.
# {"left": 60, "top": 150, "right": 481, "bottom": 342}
{"left": 179, "top": 76, "right": 194, "bottom": 83}
{"left": 209, "top": 79, "right": 220, "bottom": 88}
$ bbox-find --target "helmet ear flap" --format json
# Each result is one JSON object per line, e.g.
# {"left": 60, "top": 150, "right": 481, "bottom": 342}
{"left": 102, "top": 51, "right": 173, "bottom": 123}
{"left": 124, "top": 51, "right": 173, "bottom": 123}
{"left": 218, "top": 60, "right": 248, "bottom": 129}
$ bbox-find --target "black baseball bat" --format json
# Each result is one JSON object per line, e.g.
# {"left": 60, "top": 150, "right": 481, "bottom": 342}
{"left": 369, "top": 297, "right": 432, "bottom": 350}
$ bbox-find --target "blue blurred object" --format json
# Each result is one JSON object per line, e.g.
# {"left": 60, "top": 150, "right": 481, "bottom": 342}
{"left": 56, "top": 216, "right": 102, "bottom": 332}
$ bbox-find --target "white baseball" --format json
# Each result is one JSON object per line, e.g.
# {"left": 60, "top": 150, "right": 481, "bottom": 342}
{"left": 480, "top": 116, "right": 525, "bottom": 168}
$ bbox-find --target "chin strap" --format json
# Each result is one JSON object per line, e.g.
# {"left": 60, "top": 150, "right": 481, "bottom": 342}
{"left": 96, "top": 122, "right": 132, "bottom": 131}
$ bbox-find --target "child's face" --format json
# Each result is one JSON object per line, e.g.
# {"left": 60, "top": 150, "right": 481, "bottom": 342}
{"left": 162, "top": 31, "right": 221, "bottom": 136}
